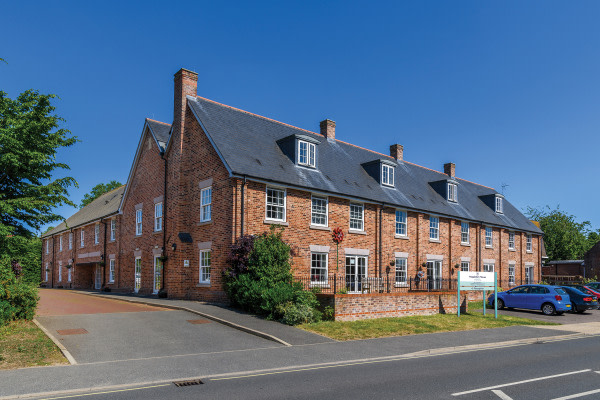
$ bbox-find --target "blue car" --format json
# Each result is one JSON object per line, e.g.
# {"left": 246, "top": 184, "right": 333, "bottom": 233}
{"left": 487, "top": 284, "right": 571, "bottom": 316}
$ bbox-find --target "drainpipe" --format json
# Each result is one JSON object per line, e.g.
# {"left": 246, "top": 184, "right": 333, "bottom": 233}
{"left": 40, "top": 235, "right": 44, "bottom": 284}
{"left": 51, "top": 236, "right": 55, "bottom": 287}
{"left": 161, "top": 150, "right": 168, "bottom": 292}
{"left": 478, "top": 223, "right": 483, "bottom": 272}
{"left": 241, "top": 176, "right": 246, "bottom": 236}
{"left": 379, "top": 203, "right": 383, "bottom": 279}
{"left": 102, "top": 218, "right": 107, "bottom": 288}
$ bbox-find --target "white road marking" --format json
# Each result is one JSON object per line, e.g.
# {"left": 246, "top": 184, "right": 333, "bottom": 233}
{"left": 552, "top": 388, "right": 600, "bottom": 400}
{"left": 492, "top": 390, "right": 514, "bottom": 400}
{"left": 452, "top": 369, "right": 591, "bottom": 396}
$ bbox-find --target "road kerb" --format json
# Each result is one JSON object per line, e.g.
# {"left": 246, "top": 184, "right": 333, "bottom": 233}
{"left": 74, "top": 291, "right": 292, "bottom": 347}
{"left": 32, "top": 318, "right": 77, "bottom": 365}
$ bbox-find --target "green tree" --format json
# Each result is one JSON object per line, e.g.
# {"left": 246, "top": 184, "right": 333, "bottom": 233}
{"left": 80, "top": 180, "right": 122, "bottom": 208}
{"left": 0, "top": 89, "right": 78, "bottom": 270}
{"left": 526, "top": 206, "right": 596, "bottom": 261}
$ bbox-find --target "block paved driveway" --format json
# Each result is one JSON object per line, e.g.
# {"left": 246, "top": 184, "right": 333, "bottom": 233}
{"left": 36, "top": 289, "right": 280, "bottom": 364}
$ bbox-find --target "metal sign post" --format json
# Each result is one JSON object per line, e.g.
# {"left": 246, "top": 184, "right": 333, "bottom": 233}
{"left": 457, "top": 271, "right": 461, "bottom": 317}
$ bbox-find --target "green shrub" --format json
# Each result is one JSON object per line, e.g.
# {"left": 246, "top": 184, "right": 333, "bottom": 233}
{"left": 0, "top": 264, "right": 39, "bottom": 326}
{"left": 322, "top": 306, "right": 335, "bottom": 321}
{"left": 281, "top": 303, "right": 319, "bottom": 325}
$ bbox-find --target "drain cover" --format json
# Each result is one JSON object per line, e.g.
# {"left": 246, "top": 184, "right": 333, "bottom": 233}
{"left": 173, "top": 379, "right": 203, "bottom": 387}
{"left": 57, "top": 328, "right": 88, "bottom": 335}
{"left": 187, "top": 319, "right": 211, "bottom": 324}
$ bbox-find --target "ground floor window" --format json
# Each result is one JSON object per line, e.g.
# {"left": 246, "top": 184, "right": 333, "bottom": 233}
{"left": 395, "top": 258, "right": 407, "bottom": 285}
{"left": 45, "top": 263, "right": 48, "bottom": 282}
{"left": 153, "top": 257, "right": 162, "bottom": 294}
{"left": 509, "top": 265, "right": 515, "bottom": 284}
{"left": 525, "top": 265, "right": 534, "bottom": 284}
{"left": 460, "top": 261, "right": 469, "bottom": 272}
{"left": 109, "top": 259, "right": 115, "bottom": 283}
{"left": 426, "top": 260, "right": 442, "bottom": 290}
{"left": 310, "top": 252, "right": 328, "bottom": 283}
{"left": 200, "top": 250, "right": 211, "bottom": 284}
{"left": 58, "top": 262, "right": 62, "bottom": 282}
{"left": 345, "top": 255, "right": 367, "bottom": 292}
{"left": 134, "top": 257, "right": 141, "bottom": 293}
{"left": 67, "top": 266, "right": 71, "bottom": 282}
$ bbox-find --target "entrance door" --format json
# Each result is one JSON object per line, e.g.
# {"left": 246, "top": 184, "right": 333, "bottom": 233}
{"left": 345, "top": 256, "right": 367, "bottom": 293}
{"left": 525, "top": 266, "right": 533, "bottom": 284}
{"left": 427, "top": 260, "right": 442, "bottom": 290}
{"left": 134, "top": 257, "right": 142, "bottom": 293}
{"left": 94, "top": 265, "right": 102, "bottom": 290}
{"left": 153, "top": 257, "right": 162, "bottom": 294}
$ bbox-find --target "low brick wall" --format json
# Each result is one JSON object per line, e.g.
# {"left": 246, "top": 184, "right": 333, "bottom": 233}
{"left": 318, "top": 292, "right": 468, "bottom": 321}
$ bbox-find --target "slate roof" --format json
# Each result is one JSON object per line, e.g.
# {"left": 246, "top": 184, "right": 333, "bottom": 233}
{"left": 42, "top": 186, "right": 125, "bottom": 237}
{"left": 146, "top": 118, "right": 171, "bottom": 150}
{"left": 188, "top": 96, "right": 542, "bottom": 234}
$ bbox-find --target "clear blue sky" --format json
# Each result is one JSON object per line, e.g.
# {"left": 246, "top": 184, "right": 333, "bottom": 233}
{"left": 2, "top": 1, "right": 600, "bottom": 232}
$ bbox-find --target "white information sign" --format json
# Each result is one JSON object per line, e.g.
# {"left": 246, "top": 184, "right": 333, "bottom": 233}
{"left": 458, "top": 271, "right": 495, "bottom": 291}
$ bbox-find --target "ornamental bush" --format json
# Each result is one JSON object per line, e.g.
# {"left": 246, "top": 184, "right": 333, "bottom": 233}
{"left": 224, "top": 227, "right": 321, "bottom": 324}
{"left": 0, "top": 264, "right": 39, "bottom": 326}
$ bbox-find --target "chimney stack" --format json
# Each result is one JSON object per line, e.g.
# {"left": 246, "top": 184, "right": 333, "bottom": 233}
{"left": 173, "top": 68, "right": 198, "bottom": 136}
{"left": 320, "top": 119, "right": 336, "bottom": 141}
{"left": 444, "top": 162, "right": 455, "bottom": 178}
{"left": 390, "top": 144, "right": 403, "bottom": 162}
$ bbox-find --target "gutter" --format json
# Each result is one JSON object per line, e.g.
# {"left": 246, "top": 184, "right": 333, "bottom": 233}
{"left": 41, "top": 212, "right": 120, "bottom": 239}
{"left": 241, "top": 175, "right": 246, "bottom": 236}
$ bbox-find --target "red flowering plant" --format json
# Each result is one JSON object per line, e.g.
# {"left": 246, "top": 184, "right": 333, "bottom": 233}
{"left": 332, "top": 227, "right": 344, "bottom": 273}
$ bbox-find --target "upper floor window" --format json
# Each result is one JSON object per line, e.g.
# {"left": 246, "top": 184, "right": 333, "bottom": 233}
{"left": 69, "top": 232, "right": 73, "bottom": 249}
{"left": 155, "top": 202, "right": 163, "bottom": 231}
{"left": 495, "top": 196, "right": 503, "bottom": 213}
{"left": 508, "top": 232, "right": 515, "bottom": 250}
{"left": 382, "top": 164, "right": 394, "bottom": 187}
{"left": 94, "top": 224, "right": 100, "bottom": 244}
{"left": 485, "top": 227, "right": 493, "bottom": 247}
{"left": 59, "top": 235, "right": 63, "bottom": 252}
{"left": 298, "top": 140, "right": 316, "bottom": 167}
{"left": 447, "top": 182, "right": 458, "bottom": 202}
{"left": 310, "top": 253, "right": 328, "bottom": 283}
{"left": 80, "top": 229, "right": 85, "bottom": 247}
{"left": 135, "top": 209, "right": 143, "bottom": 236}
{"left": 266, "top": 187, "right": 285, "bottom": 221}
{"left": 349, "top": 203, "right": 364, "bottom": 231}
{"left": 395, "top": 210, "right": 407, "bottom": 236}
{"left": 429, "top": 216, "right": 439, "bottom": 240}
{"left": 45, "top": 239, "right": 49, "bottom": 254}
{"left": 461, "top": 222, "right": 470, "bottom": 244}
{"left": 200, "top": 187, "right": 212, "bottom": 222}
{"left": 311, "top": 196, "right": 328, "bottom": 227}
{"left": 110, "top": 220, "right": 116, "bottom": 241}
{"left": 526, "top": 234, "right": 532, "bottom": 252}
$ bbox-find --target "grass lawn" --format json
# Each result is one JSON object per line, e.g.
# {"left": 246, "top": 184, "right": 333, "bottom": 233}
{"left": 299, "top": 311, "right": 558, "bottom": 341}
{"left": 0, "top": 320, "right": 67, "bottom": 369}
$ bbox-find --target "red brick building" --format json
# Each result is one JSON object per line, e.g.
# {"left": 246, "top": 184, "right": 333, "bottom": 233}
{"left": 41, "top": 68, "right": 543, "bottom": 315}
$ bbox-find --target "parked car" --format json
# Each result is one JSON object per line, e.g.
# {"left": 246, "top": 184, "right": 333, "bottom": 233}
{"left": 583, "top": 282, "right": 600, "bottom": 292}
{"left": 487, "top": 284, "right": 571, "bottom": 316}
{"left": 566, "top": 284, "right": 600, "bottom": 305}
{"left": 560, "top": 286, "right": 598, "bottom": 313}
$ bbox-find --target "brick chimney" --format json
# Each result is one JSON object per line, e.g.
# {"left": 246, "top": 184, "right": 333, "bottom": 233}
{"left": 390, "top": 144, "right": 403, "bottom": 162}
{"left": 173, "top": 68, "right": 198, "bottom": 138}
{"left": 320, "top": 119, "right": 336, "bottom": 141}
{"left": 444, "top": 162, "right": 455, "bottom": 178}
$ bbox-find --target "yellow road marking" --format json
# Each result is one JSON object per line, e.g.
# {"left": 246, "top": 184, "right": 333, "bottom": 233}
{"left": 38, "top": 384, "right": 171, "bottom": 400}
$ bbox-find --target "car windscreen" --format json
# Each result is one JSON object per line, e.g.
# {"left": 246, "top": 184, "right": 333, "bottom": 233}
{"left": 554, "top": 288, "right": 567, "bottom": 295}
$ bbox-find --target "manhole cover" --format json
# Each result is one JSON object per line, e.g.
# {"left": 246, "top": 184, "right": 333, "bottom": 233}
{"left": 187, "top": 319, "right": 211, "bottom": 324}
{"left": 57, "top": 328, "right": 88, "bottom": 335}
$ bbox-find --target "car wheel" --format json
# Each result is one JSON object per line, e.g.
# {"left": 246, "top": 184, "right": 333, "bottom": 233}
{"left": 497, "top": 299, "right": 505, "bottom": 309}
{"left": 571, "top": 304, "right": 578, "bottom": 313}
{"left": 542, "top": 303, "right": 556, "bottom": 316}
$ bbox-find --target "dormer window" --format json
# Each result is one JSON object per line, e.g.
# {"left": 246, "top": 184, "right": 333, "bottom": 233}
{"left": 495, "top": 196, "right": 503, "bottom": 213}
{"left": 298, "top": 140, "right": 316, "bottom": 168}
{"left": 447, "top": 182, "right": 457, "bottom": 202}
{"left": 382, "top": 164, "right": 394, "bottom": 187}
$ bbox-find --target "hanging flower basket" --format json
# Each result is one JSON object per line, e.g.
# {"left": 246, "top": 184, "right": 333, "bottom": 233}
{"left": 65, "top": 264, "right": 72, "bottom": 269}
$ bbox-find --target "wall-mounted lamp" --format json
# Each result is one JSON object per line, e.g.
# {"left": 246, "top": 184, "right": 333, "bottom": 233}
{"left": 171, "top": 243, "right": 177, "bottom": 252}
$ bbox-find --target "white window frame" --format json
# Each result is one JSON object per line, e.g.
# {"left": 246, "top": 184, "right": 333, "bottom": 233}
{"left": 200, "top": 187, "right": 212, "bottom": 222}
{"left": 429, "top": 216, "right": 440, "bottom": 241}
{"left": 485, "top": 227, "right": 493, "bottom": 248}
{"left": 508, "top": 232, "right": 515, "bottom": 250}
{"left": 155, "top": 202, "right": 163, "bottom": 231}
{"left": 349, "top": 202, "right": 364, "bottom": 231}
{"left": 460, "top": 261, "right": 470, "bottom": 272}
{"left": 135, "top": 209, "right": 143, "bottom": 236}
{"left": 265, "top": 187, "right": 286, "bottom": 222}
{"left": 46, "top": 240, "right": 49, "bottom": 254}
{"left": 381, "top": 164, "right": 394, "bottom": 187}
{"left": 461, "top": 222, "right": 470, "bottom": 244}
{"left": 110, "top": 220, "right": 116, "bottom": 241}
{"left": 525, "top": 265, "right": 534, "bottom": 284}
{"left": 483, "top": 263, "right": 494, "bottom": 272}
{"left": 508, "top": 264, "right": 515, "bottom": 284}
{"left": 447, "top": 182, "right": 458, "bottom": 202}
{"left": 58, "top": 261, "right": 62, "bottom": 282}
{"left": 526, "top": 234, "right": 532, "bottom": 252}
{"left": 311, "top": 196, "right": 328, "bottom": 227}
{"left": 134, "top": 256, "right": 142, "bottom": 293}
{"left": 94, "top": 224, "right": 100, "bottom": 244}
{"left": 69, "top": 232, "right": 73, "bottom": 250}
{"left": 395, "top": 257, "right": 408, "bottom": 286}
{"left": 298, "top": 140, "right": 316, "bottom": 168}
{"left": 67, "top": 265, "right": 71, "bottom": 282}
{"left": 199, "top": 249, "right": 211, "bottom": 284}
{"left": 495, "top": 196, "right": 503, "bottom": 213}
{"left": 59, "top": 236, "right": 63, "bottom": 252}
{"left": 45, "top": 262, "right": 48, "bottom": 282}
{"left": 109, "top": 259, "right": 115, "bottom": 283}
{"left": 80, "top": 229, "right": 85, "bottom": 248}
{"left": 395, "top": 210, "right": 407, "bottom": 237}
{"left": 310, "top": 252, "right": 328, "bottom": 284}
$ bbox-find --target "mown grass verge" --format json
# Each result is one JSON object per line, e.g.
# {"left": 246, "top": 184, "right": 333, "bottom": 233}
{"left": 299, "top": 312, "right": 557, "bottom": 341}
{"left": 0, "top": 320, "right": 67, "bottom": 369}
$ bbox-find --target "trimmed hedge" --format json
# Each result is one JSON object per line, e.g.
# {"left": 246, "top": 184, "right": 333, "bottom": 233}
{"left": 0, "top": 264, "right": 39, "bottom": 326}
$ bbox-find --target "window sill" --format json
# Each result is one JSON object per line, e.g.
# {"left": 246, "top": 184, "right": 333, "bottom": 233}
{"left": 197, "top": 221, "right": 212, "bottom": 226}
{"left": 429, "top": 239, "right": 441, "bottom": 243}
{"left": 264, "top": 219, "right": 289, "bottom": 226}
{"left": 395, "top": 235, "right": 409, "bottom": 240}
{"left": 108, "top": 281, "right": 115, "bottom": 285}
{"left": 349, "top": 229, "right": 366, "bottom": 235}
{"left": 196, "top": 282, "right": 211, "bottom": 288}
{"left": 485, "top": 246, "right": 493, "bottom": 249}
{"left": 310, "top": 225, "right": 331, "bottom": 231}
{"left": 526, "top": 250, "right": 533, "bottom": 254}
{"left": 461, "top": 242, "right": 471, "bottom": 247}
{"left": 508, "top": 248, "right": 516, "bottom": 252}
